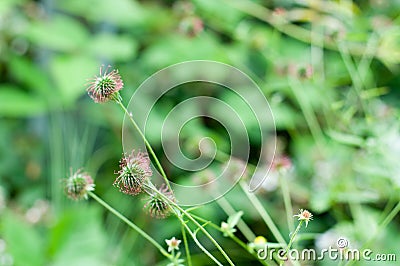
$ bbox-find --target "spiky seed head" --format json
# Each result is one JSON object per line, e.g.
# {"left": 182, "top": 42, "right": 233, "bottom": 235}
{"left": 86, "top": 65, "right": 123, "bottom": 103}
{"left": 63, "top": 169, "right": 95, "bottom": 200}
{"left": 144, "top": 184, "right": 175, "bottom": 219}
{"left": 113, "top": 150, "right": 152, "bottom": 196}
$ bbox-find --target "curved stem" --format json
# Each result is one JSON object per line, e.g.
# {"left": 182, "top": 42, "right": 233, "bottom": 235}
{"left": 144, "top": 181, "right": 230, "bottom": 265}
{"left": 216, "top": 196, "right": 256, "bottom": 242}
{"left": 177, "top": 215, "right": 223, "bottom": 266}
{"left": 115, "top": 99, "right": 172, "bottom": 191}
{"left": 239, "top": 181, "right": 287, "bottom": 245}
{"left": 225, "top": 0, "right": 370, "bottom": 57}
{"left": 345, "top": 201, "right": 400, "bottom": 266}
{"left": 88, "top": 191, "right": 171, "bottom": 259}
{"left": 177, "top": 206, "right": 234, "bottom": 265}
{"left": 191, "top": 214, "right": 271, "bottom": 266}
{"left": 156, "top": 191, "right": 235, "bottom": 266}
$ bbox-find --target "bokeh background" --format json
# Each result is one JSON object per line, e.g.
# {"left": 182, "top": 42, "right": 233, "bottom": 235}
{"left": 0, "top": 0, "right": 400, "bottom": 265}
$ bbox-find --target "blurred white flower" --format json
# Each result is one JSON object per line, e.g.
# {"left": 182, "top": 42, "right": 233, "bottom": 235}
{"left": 25, "top": 199, "right": 50, "bottom": 224}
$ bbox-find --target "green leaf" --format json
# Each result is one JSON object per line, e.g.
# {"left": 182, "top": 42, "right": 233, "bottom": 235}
{"left": 8, "top": 56, "right": 52, "bottom": 96}
{"left": 57, "top": 0, "right": 146, "bottom": 27}
{"left": 0, "top": 0, "right": 26, "bottom": 16}
{"left": 87, "top": 33, "right": 138, "bottom": 61}
{"left": 48, "top": 206, "right": 108, "bottom": 266}
{"left": 0, "top": 85, "right": 47, "bottom": 117}
{"left": 227, "top": 211, "right": 243, "bottom": 228}
{"left": 141, "top": 34, "right": 228, "bottom": 70}
{"left": 2, "top": 211, "right": 45, "bottom": 266}
{"left": 50, "top": 55, "right": 98, "bottom": 105}
{"left": 326, "top": 129, "right": 365, "bottom": 147}
{"left": 192, "top": 0, "right": 243, "bottom": 33}
{"left": 25, "top": 14, "right": 89, "bottom": 52}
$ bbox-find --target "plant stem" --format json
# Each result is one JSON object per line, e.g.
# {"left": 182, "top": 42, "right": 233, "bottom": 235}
{"left": 379, "top": 201, "right": 400, "bottom": 229}
{"left": 283, "top": 220, "right": 303, "bottom": 259}
{"left": 288, "top": 79, "right": 325, "bottom": 152}
{"left": 216, "top": 196, "right": 256, "bottom": 242}
{"left": 225, "top": 0, "right": 371, "bottom": 57}
{"left": 176, "top": 214, "right": 223, "bottom": 266}
{"left": 88, "top": 191, "right": 171, "bottom": 259}
{"left": 144, "top": 181, "right": 233, "bottom": 265}
{"left": 191, "top": 214, "right": 271, "bottom": 266}
{"left": 239, "top": 181, "right": 287, "bottom": 245}
{"left": 181, "top": 223, "right": 192, "bottom": 266}
{"left": 278, "top": 172, "right": 294, "bottom": 233}
{"left": 345, "top": 201, "right": 400, "bottom": 266}
{"left": 115, "top": 98, "right": 172, "bottom": 191}
{"left": 337, "top": 42, "right": 369, "bottom": 116}
{"left": 154, "top": 186, "right": 234, "bottom": 265}
{"left": 172, "top": 201, "right": 235, "bottom": 266}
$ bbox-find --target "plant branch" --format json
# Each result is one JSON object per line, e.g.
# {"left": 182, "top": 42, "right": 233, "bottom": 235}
{"left": 88, "top": 191, "right": 170, "bottom": 259}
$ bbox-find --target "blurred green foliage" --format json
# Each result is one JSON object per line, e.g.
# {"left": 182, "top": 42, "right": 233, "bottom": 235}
{"left": 0, "top": 0, "right": 400, "bottom": 265}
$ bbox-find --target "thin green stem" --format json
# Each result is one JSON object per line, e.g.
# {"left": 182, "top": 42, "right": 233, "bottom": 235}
{"left": 216, "top": 196, "right": 256, "bottom": 242}
{"left": 181, "top": 223, "right": 192, "bottom": 266}
{"left": 115, "top": 99, "right": 172, "bottom": 191}
{"left": 144, "top": 182, "right": 233, "bottom": 265}
{"left": 215, "top": 150, "right": 299, "bottom": 265}
{"left": 344, "top": 201, "right": 400, "bottom": 266}
{"left": 375, "top": 201, "right": 400, "bottom": 238}
{"left": 225, "top": 0, "right": 371, "bottom": 57}
{"left": 337, "top": 42, "right": 369, "bottom": 117}
{"left": 278, "top": 173, "right": 294, "bottom": 233}
{"left": 239, "top": 181, "right": 287, "bottom": 245}
{"left": 88, "top": 191, "right": 170, "bottom": 259}
{"left": 171, "top": 201, "right": 235, "bottom": 266}
{"left": 378, "top": 194, "right": 397, "bottom": 223}
{"left": 190, "top": 214, "right": 271, "bottom": 266}
{"left": 176, "top": 214, "right": 223, "bottom": 266}
{"left": 288, "top": 79, "right": 325, "bottom": 152}
{"left": 283, "top": 220, "right": 303, "bottom": 258}
{"left": 346, "top": 202, "right": 400, "bottom": 266}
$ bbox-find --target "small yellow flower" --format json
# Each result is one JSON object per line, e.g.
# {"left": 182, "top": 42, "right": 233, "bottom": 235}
{"left": 294, "top": 209, "right": 313, "bottom": 227}
{"left": 254, "top": 236, "right": 267, "bottom": 245}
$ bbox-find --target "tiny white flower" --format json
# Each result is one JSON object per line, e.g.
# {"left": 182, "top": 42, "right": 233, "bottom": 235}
{"left": 294, "top": 209, "right": 313, "bottom": 227}
{"left": 220, "top": 222, "right": 229, "bottom": 231}
{"left": 165, "top": 237, "right": 181, "bottom": 252}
